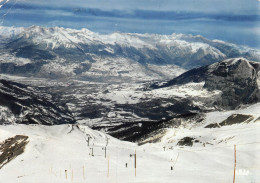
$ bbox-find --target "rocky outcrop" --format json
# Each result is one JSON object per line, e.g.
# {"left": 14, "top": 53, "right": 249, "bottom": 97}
{"left": 0, "top": 135, "right": 29, "bottom": 169}
{"left": 204, "top": 58, "right": 260, "bottom": 108}
{"left": 205, "top": 114, "right": 254, "bottom": 128}
{"left": 151, "top": 58, "right": 260, "bottom": 109}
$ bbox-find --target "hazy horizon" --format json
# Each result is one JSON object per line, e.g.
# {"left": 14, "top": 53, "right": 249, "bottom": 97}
{"left": 0, "top": 0, "right": 259, "bottom": 48}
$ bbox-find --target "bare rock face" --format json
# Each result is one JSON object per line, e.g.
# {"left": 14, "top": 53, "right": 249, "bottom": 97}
{"left": 204, "top": 58, "right": 260, "bottom": 109}
{"left": 177, "top": 137, "right": 195, "bottom": 146}
{"left": 205, "top": 114, "right": 254, "bottom": 128}
{"left": 151, "top": 58, "right": 260, "bottom": 109}
{"left": 0, "top": 135, "right": 29, "bottom": 169}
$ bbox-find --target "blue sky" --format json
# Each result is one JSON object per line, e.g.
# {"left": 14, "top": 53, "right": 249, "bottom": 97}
{"left": 0, "top": 0, "right": 259, "bottom": 47}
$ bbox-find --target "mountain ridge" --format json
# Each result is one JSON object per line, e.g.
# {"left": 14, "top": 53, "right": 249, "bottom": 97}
{"left": 0, "top": 26, "right": 260, "bottom": 81}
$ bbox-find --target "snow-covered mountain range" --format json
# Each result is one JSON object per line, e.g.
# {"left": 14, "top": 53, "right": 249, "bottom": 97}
{"left": 0, "top": 26, "right": 260, "bottom": 182}
{"left": 1, "top": 57, "right": 260, "bottom": 140}
{"left": 0, "top": 26, "right": 260, "bottom": 81}
{"left": 2, "top": 26, "right": 260, "bottom": 130}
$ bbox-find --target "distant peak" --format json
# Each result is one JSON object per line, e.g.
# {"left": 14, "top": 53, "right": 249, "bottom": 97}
{"left": 210, "top": 58, "right": 260, "bottom": 73}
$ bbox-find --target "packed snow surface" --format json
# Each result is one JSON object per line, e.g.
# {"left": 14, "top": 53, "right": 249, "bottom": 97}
{"left": 0, "top": 103, "right": 259, "bottom": 183}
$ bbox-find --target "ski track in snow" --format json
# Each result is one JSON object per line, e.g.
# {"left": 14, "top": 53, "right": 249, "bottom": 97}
{"left": 0, "top": 106, "right": 259, "bottom": 183}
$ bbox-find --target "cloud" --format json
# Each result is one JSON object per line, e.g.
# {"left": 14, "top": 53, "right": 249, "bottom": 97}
{"left": 1, "top": 2, "right": 259, "bottom": 22}
{"left": 0, "top": 0, "right": 259, "bottom": 48}
{"left": 17, "top": 0, "right": 259, "bottom": 14}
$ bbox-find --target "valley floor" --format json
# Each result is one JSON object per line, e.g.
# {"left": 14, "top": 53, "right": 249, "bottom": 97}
{"left": 0, "top": 116, "right": 259, "bottom": 183}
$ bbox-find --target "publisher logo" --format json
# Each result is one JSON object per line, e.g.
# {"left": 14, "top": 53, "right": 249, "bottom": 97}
{"left": 236, "top": 169, "right": 250, "bottom": 176}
